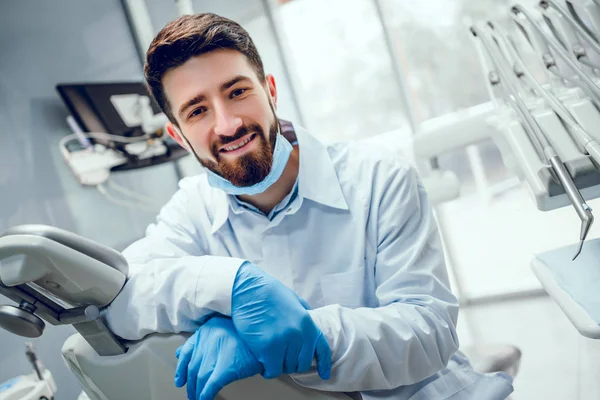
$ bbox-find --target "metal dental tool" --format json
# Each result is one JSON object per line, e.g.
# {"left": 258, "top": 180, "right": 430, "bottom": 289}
{"left": 488, "top": 21, "right": 600, "bottom": 166}
{"left": 566, "top": 0, "right": 600, "bottom": 39}
{"left": 540, "top": 0, "right": 600, "bottom": 58}
{"left": 512, "top": 4, "right": 600, "bottom": 105}
{"left": 541, "top": 1, "right": 600, "bottom": 74}
{"left": 492, "top": 26, "right": 600, "bottom": 255}
{"left": 472, "top": 22, "right": 594, "bottom": 260}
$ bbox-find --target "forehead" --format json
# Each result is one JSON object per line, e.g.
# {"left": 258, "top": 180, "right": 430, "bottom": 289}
{"left": 162, "top": 49, "right": 259, "bottom": 108}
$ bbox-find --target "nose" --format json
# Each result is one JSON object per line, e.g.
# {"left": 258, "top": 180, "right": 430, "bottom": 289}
{"left": 213, "top": 102, "right": 242, "bottom": 137}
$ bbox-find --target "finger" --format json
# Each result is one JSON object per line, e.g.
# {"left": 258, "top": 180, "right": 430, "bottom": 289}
{"left": 261, "top": 352, "right": 284, "bottom": 379}
{"left": 284, "top": 340, "right": 302, "bottom": 374}
{"left": 175, "top": 346, "right": 182, "bottom": 359}
{"left": 315, "top": 333, "right": 332, "bottom": 380}
{"left": 187, "top": 367, "right": 197, "bottom": 400}
{"left": 194, "top": 365, "right": 214, "bottom": 400}
{"left": 200, "top": 367, "right": 237, "bottom": 400}
{"left": 186, "top": 346, "right": 205, "bottom": 400}
{"left": 175, "top": 338, "right": 196, "bottom": 387}
{"left": 261, "top": 367, "right": 280, "bottom": 379}
{"left": 296, "top": 341, "right": 313, "bottom": 373}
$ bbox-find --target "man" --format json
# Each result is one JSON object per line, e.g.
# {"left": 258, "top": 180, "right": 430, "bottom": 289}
{"left": 105, "top": 13, "right": 514, "bottom": 400}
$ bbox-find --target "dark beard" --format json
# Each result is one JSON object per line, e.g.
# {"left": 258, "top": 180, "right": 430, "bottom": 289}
{"left": 199, "top": 120, "right": 279, "bottom": 187}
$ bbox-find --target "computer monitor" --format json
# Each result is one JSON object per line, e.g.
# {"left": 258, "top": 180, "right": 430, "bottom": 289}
{"left": 56, "top": 81, "right": 187, "bottom": 171}
{"left": 56, "top": 81, "right": 162, "bottom": 137}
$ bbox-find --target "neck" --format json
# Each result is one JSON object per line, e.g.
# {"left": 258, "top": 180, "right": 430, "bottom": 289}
{"left": 237, "top": 145, "right": 299, "bottom": 215}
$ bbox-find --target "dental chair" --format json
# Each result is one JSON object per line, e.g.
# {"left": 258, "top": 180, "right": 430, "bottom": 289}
{"left": 0, "top": 225, "right": 520, "bottom": 400}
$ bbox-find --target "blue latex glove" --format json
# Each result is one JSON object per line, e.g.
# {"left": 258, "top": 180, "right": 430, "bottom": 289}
{"left": 175, "top": 317, "right": 262, "bottom": 400}
{"left": 231, "top": 262, "right": 332, "bottom": 380}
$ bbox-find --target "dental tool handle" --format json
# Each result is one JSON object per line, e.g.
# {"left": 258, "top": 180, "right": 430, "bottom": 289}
{"left": 542, "top": 0, "right": 600, "bottom": 59}
{"left": 510, "top": 12, "right": 551, "bottom": 56}
{"left": 513, "top": 5, "right": 600, "bottom": 104}
{"left": 585, "top": 141, "right": 600, "bottom": 168}
{"left": 546, "top": 149, "right": 591, "bottom": 220}
{"left": 546, "top": 150, "right": 593, "bottom": 260}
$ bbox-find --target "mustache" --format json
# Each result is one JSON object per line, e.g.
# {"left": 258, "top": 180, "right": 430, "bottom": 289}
{"left": 218, "top": 124, "right": 262, "bottom": 146}
{"left": 212, "top": 124, "right": 263, "bottom": 159}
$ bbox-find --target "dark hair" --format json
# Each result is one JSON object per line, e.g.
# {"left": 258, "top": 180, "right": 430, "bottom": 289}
{"left": 144, "top": 13, "right": 266, "bottom": 123}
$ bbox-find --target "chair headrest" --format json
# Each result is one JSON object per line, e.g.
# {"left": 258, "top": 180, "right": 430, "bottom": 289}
{"left": 0, "top": 225, "right": 128, "bottom": 307}
{"left": 2, "top": 225, "right": 128, "bottom": 275}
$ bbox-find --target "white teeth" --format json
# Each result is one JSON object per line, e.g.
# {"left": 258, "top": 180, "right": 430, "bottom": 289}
{"left": 224, "top": 136, "right": 252, "bottom": 152}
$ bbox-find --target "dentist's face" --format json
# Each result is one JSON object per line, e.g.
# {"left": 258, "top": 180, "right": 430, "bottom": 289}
{"left": 163, "top": 49, "right": 278, "bottom": 187}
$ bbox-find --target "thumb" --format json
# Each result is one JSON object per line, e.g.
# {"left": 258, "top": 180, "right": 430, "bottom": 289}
{"left": 314, "top": 333, "right": 332, "bottom": 380}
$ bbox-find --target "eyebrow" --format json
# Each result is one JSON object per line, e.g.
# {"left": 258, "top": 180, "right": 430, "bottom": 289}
{"left": 178, "top": 93, "right": 206, "bottom": 119}
{"left": 220, "top": 75, "right": 252, "bottom": 91}
{"left": 178, "top": 75, "right": 253, "bottom": 120}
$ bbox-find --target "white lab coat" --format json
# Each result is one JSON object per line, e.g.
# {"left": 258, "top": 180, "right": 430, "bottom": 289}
{"left": 106, "top": 126, "right": 513, "bottom": 399}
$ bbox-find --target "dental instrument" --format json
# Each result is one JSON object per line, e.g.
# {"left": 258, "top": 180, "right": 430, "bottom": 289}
{"left": 471, "top": 22, "right": 594, "bottom": 259}
{"left": 512, "top": 5, "right": 600, "bottom": 104}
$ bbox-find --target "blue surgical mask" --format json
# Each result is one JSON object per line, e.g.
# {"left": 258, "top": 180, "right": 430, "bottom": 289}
{"left": 205, "top": 130, "right": 293, "bottom": 196}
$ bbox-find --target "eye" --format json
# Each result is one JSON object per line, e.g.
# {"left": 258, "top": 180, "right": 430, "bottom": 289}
{"left": 189, "top": 106, "right": 206, "bottom": 119}
{"left": 231, "top": 88, "right": 247, "bottom": 98}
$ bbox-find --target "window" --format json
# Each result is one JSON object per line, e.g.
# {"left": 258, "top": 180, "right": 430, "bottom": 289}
{"left": 276, "top": 0, "right": 410, "bottom": 143}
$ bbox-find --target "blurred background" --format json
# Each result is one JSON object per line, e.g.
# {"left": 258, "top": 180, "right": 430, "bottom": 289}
{"left": 1, "top": 0, "right": 599, "bottom": 398}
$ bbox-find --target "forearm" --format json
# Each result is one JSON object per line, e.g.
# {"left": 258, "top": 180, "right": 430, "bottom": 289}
{"left": 291, "top": 301, "right": 459, "bottom": 392}
{"left": 105, "top": 255, "right": 245, "bottom": 340}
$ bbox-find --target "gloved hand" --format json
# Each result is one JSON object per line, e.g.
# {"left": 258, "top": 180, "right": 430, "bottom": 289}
{"left": 231, "top": 262, "right": 332, "bottom": 380}
{"left": 175, "top": 317, "right": 262, "bottom": 400}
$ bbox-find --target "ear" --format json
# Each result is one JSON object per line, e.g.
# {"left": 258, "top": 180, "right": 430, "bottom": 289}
{"left": 265, "top": 74, "right": 278, "bottom": 109}
{"left": 166, "top": 122, "right": 189, "bottom": 150}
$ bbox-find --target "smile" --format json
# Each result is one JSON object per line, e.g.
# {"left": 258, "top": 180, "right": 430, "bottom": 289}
{"left": 220, "top": 134, "right": 256, "bottom": 153}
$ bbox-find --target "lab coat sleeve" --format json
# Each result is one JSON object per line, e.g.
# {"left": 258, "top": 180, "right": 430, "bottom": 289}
{"left": 292, "top": 164, "right": 460, "bottom": 392}
{"left": 105, "top": 185, "right": 246, "bottom": 340}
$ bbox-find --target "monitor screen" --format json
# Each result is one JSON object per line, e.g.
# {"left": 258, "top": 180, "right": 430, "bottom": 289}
{"left": 56, "top": 82, "right": 162, "bottom": 137}
{"left": 56, "top": 81, "right": 188, "bottom": 171}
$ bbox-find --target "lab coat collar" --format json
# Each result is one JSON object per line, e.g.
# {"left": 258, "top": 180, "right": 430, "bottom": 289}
{"left": 294, "top": 125, "right": 349, "bottom": 211}
{"left": 210, "top": 122, "right": 348, "bottom": 234}
{"left": 211, "top": 191, "right": 232, "bottom": 234}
